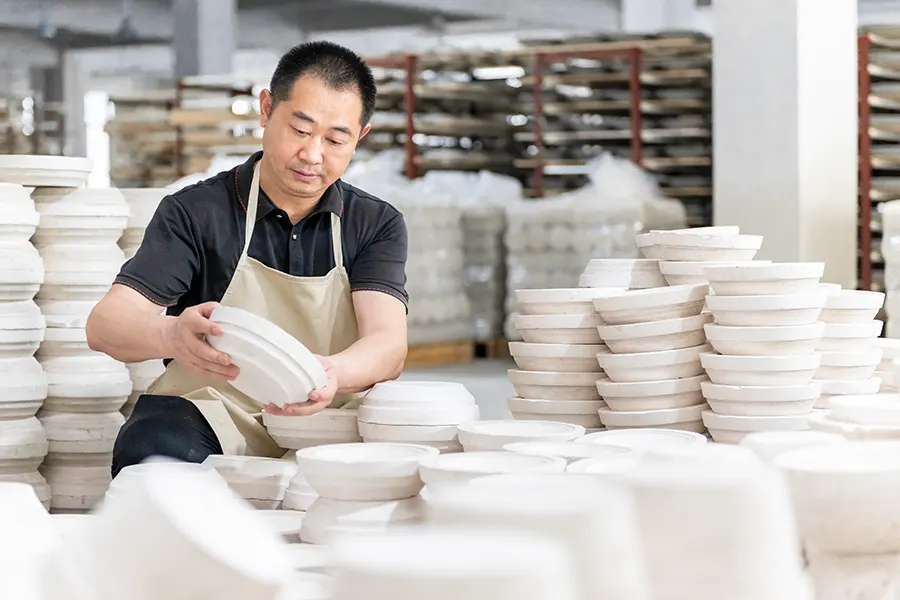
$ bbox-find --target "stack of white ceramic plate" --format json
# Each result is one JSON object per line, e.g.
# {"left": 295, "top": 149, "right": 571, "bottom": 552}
{"left": 593, "top": 284, "right": 712, "bottom": 434}
{"left": 356, "top": 381, "right": 478, "bottom": 453}
{"left": 296, "top": 442, "right": 438, "bottom": 545}
{"left": 809, "top": 289, "right": 886, "bottom": 411}
{"left": 417, "top": 451, "right": 567, "bottom": 493}
{"left": 699, "top": 263, "right": 827, "bottom": 443}
{"left": 875, "top": 338, "right": 900, "bottom": 393}
{"left": 508, "top": 287, "right": 621, "bottom": 431}
{"left": 203, "top": 455, "right": 299, "bottom": 509}
{"left": 806, "top": 393, "right": 900, "bottom": 440}
{"left": 281, "top": 471, "right": 318, "bottom": 513}
{"left": 117, "top": 189, "right": 168, "bottom": 418}
{"left": 455, "top": 420, "right": 584, "bottom": 452}
{"left": 0, "top": 183, "right": 50, "bottom": 508}
{"left": 637, "top": 226, "right": 764, "bottom": 262}
{"left": 574, "top": 428, "right": 707, "bottom": 475}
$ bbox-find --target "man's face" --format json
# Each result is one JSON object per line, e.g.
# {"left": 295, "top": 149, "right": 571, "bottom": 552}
{"left": 259, "top": 74, "right": 371, "bottom": 200}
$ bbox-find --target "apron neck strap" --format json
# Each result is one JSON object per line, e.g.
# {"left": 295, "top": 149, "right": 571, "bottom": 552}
{"left": 241, "top": 161, "right": 262, "bottom": 258}
{"left": 244, "top": 160, "right": 344, "bottom": 269}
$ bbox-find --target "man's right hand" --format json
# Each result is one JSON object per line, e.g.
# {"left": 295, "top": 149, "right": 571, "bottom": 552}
{"left": 162, "top": 302, "right": 239, "bottom": 381}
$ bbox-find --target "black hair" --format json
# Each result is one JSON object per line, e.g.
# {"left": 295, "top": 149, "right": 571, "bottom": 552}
{"left": 269, "top": 40, "right": 377, "bottom": 128}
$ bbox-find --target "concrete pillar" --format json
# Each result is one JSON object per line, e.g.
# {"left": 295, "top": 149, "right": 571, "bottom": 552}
{"left": 172, "top": 0, "right": 236, "bottom": 78}
{"left": 712, "top": 0, "right": 858, "bottom": 287}
{"left": 620, "top": 0, "right": 697, "bottom": 33}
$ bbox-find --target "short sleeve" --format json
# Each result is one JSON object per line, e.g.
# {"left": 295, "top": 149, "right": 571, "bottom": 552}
{"left": 115, "top": 195, "right": 201, "bottom": 306}
{"left": 348, "top": 209, "right": 409, "bottom": 307}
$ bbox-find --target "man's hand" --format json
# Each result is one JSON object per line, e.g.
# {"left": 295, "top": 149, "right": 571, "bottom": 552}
{"left": 161, "top": 301, "right": 239, "bottom": 381}
{"left": 264, "top": 355, "right": 337, "bottom": 416}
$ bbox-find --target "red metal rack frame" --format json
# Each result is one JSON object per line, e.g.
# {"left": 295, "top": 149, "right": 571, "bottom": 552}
{"left": 859, "top": 32, "right": 873, "bottom": 292}
{"left": 365, "top": 55, "right": 418, "bottom": 180}
{"left": 530, "top": 47, "right": 644, "bottom": 198}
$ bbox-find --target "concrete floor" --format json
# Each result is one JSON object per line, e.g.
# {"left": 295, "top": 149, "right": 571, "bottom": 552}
{"left": 399, "top": 359, "right": 515, "bottom": 420}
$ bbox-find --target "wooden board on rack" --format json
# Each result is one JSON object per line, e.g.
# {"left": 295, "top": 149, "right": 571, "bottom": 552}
{"left": 405, "top": 341, "right": 474, "bottom": 369}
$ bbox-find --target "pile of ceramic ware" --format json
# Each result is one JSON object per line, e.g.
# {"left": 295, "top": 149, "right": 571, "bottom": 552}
{"left": 296, "top": 442, "right": 437, "bottom": 544}
{"left": 461, "top": 204, "right": 506, "bottom": 342}
{"left": 118, "top": 189, "right": 167, "bottom": 417}
{"left": 697, "top": 262, "right": 829, "bottom": 443}
{"left": 356, "top": 381, "right": 479, "bottom": 453}
{"left": 203, "top": 455, "right": 299, "bottom": 509}
{"left": 418, "top": 450, "right": 568, "bottom": 493}
{"left": 31, "top": 183, "right": 133, "bottom": 512}
{"left": 875, "top": 337, "right": 900, "bottom": 393}
{"left": 0, "top": 181, "right": 50, "bottom": 508}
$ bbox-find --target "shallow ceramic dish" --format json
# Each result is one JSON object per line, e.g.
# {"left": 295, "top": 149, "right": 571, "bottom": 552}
{"left": 816, "top": 348, "right": 883, "bottom": 381}
{"left": 739, "top": 430, "right": 845, "bottom": 464}
{"left": 515, "top": 288, "right": 626, "bottom": 316}
{"left": 703, "top": 322, "right": 825, "bottom": 356}
{"left": 817, "top": 321, "right": 884, "bottom": 351}
{"left": 363, "top": 381, "right": 475, "bottom": 408}
{"left": 705, "top": 293, "right": 826, "bottom": 327}
{"left": 592, "top": 284, "right": 709, "bottom": 325}
{"left": 647, "top": 231, "right": 763, "bottom": 261}
{"left": 358, "top": 403, "right": 479, "bottom": 426}
{"left": 704, "top": 262, "right": 825, "bottom": 296}
{"left": 0, "top": 155, "right": 92, "bottom": 187}
{"left": 807, "top": 411, "right": 900, "bottom": 441}
{"left": 819, "top": 290, "right": 886, "bottom": 323}
{"left": 456, "top": 420, "right": 584, "bottom": 452}
{"left": 700, "top": 381, "right": 821, "bottom": 416}
{"left": 702, "top": 410, "right": 809, "bottom": 444}
{"left": 356, "top": 422, "right": 461, "bottom": 452}
{"left": 577, "top": 428, "right": 707, "bottom": 450}
{"left": 578, "top": 258, "right": 665, "bottom": 289}
{"left": 264, "top": 410, "right": 361, "bottom": 450}
{"left": 502, "top": 440, "right": 634, "bottom": 466}
{"left": 508, "top": 342, "right": 606, "bottom": 373}
{"left": 597, "top": 404, "right": 707, "bottom": 433}
{"left": 302, "top": 496, "right": 425, "bottom": 546}
{"left": 596, "top": 375, "right": 706, "bottom": 411}
{"left": 635, "top": 233, "right": 661, "bottom": 258}
{"left": 658, "top": 260, "right": 769, "bottom": 286}
{"left": 202, "top": 455, "right": 299, "bottom": 501}
{"left": 507, "top": 398, "right": 605, "bottom": 428}
{"left": 513, "top": 313, "right": 604, "bottom": 344}
{"left": 565, "top": 454, "right": 644, "bottom": 475}
{"left": 295, "top": 443, "right": 438, "bottom": 502}
{"left": 595, "top": 344, "right": 710, "bottom": 383}
{"left": 207, "top": 307, "right": 326, "bottom": 408}
{"left": 815, "top": 377, "right": 882, "bottom": 409}
{"left": 418, "top": 452, "right": 567, "bottom": 488}
{"left": 0, "top": 357, "right": 47, "bottom": 419}
{"left": 596, "top": 314, "right": 711, "bottom": 354}
{"left": 507, "top": 369, "right": 602, "bottom": 401}
{"left": 828, "top": 394, "right": 900, "bottom": 426}
{"left": 38, "top": 410, "right": 124, "bottom": 454}
{"left": 701, "top": 353, "right": 821, "bottom": 386}
{"left": 41, "top": 355, "right": 133, "bottom": 412}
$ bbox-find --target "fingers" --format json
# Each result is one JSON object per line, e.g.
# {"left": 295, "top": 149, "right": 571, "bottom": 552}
{"left": 264, "top": 401, "right": 327, "bottom": 417}
{"left": 194, "top": 301, "right": 221, "bottom": 319}
{"left": 185, "top": 334, "right": 233, "bottom": 367}
{"left": 183, "top": 307, "right": 222, "bottom": 337}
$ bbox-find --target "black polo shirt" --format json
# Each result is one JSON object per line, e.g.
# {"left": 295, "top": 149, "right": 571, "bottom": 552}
{"left": 116, "top": 152, "right": 408, "bottom": 316}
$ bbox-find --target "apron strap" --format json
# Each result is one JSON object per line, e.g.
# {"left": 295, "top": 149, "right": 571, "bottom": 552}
{"left": 331, "top": 213, "right": 344, "bottom": 269}
{"left": 241, "top": 161, "right": 262, "bottom": 259}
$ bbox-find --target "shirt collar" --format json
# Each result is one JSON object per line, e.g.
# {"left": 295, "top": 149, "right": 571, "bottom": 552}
{"left": 235, "top": 151, "right": 343, "bottom": 221}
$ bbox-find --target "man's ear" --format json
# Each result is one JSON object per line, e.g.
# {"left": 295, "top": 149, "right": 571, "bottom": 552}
{"left": 259, "top": 89, "right": 274, "bottom": 127}
{"left": 359, "top": 122, "right": 372, "bottom": 142}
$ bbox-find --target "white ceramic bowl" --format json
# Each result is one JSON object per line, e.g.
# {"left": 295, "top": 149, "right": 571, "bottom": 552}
{"left": 647, "top": 230, "right": 763, "bottom": 261}
{"left": 418, "top": 452, "right": 567, "bottom": 488}
{"left": 507, "top": 369, "right": 602, "bottom": 401}
{"left": 565, "top": 454, "right": 643, "bottom": 475}
{"left": 817, "top": 321, "right": 884, "bottom": 351}
{"left": 577, "top": 428, "right": 707, "bottom": 451}
{"left": 295, "top": 443, "right": 439, "bottom": 502}
{"left": 704, "top": 263, "right": 825, "bottom": 296}
{"left": 828, "top": 394, "right": 900, "bottom": 426}
{"left": 513, "top": 314, "right": 604, "bottom": 344}
{"left": 301, "top": 497, "right": 424, "bottom": 545}
{"left": 515, "top": 288, "right": 626, "bottom": 316}
{"left": 357, "top": 422, "right": 461, "bottom": 453}
{"left": 596, "top": 314, "right": 711, "bottom": 354}
{"left": 819, "top": 290, "right": 886, "bottom": 323}
{"left": 815, "top": 377, "right": 882, "bottom": 408}
{"left": 357, "top": 403, "right": 479, "bottom": 427}
{"left": 596, "top": 344, "right": 710, "bottom": 383}
{"left": 597, "top": 404, "right": 707, "bottom": 433}
{"left": 816, "top": 348, "right": 883, "bottom": 381}
{"left": 578, "top": 258, "right": 665, "bottom": 289}
{"left": 658, "top": 260, "right": 769, "bottom": 286}
{"left": 363, "top": 381, "right": 475, "bottom": 408}
{"left": 700, "top": 353, "right": 821, "bottom": 386}
{"left": 592, "top": 284, "right": 709, "bottom": 325}
{"left": 507, "top": 397, "right": 604, "bottom": 428}
{"left": 456, "top": 420, "right": 585, "bottom": 452}
{"left": 702, "top": 411, "right": 810, "bottom": 444}
{"left": 703, "top": 322, "right": 825, "bottom": 356}
{"left": 740, "top": 430, "right": 846, "bottom": 464}
{"left": 596, "top": 375, "right": 707, "bottom": 411}
{"left": 502, "top": 440, "right": 634, "bottom": 466}
{"left": 508, "top": 342, "right": 606, "bottom": 373}
{"left": 700, "top": 381, "right": 821, "bottom": 416}
{"left": 635, "top": 233, "right": 660, "bottom": 258}
{"left": 705, "top": 293, "right": 826, "bottom": 327}
{"left": 263, "top": 410, "right": 361, "bottom": 450}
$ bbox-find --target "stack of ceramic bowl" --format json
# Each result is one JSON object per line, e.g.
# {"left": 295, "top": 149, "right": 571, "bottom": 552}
{"left": 699, "top": 263, "right": 827, "bottom": 443}
{"left": 418, "top": 451, "right": 567, "bottom": 493}
{"left": 296, "top": 442, "right": 438, "bottom": 545}
{"left": 117, "top": 189, "right": 168, "bottom": 418}
{"left": 456, "top": 419, "right": 584, "bottom": 452}
{"left": 356, "top": 381, "right": 478, "bottom": 453}
{"left": 203, "top": 455, "right": 299, "bottom": 509}
{"left": 282, "top": 471, "right": 318, "bottom": 514}
{"left": 810, "top": 289, "right": 886, "bottom": 411}
{"left": 875, "top": 338, "right": 900, "bottom": 393}
{"left": 593, "top": 284, "right": 713, "bottom": 434}
{"left": 0, "top": 183, "right": 50, "bottom": 508}
{"left": 508, "top": 287, "right": 619, "bottom": 431}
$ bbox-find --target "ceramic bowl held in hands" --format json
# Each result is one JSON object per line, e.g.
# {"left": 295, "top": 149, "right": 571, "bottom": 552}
{"left": 207, "top": 306, "right": 327, "bottom": 407}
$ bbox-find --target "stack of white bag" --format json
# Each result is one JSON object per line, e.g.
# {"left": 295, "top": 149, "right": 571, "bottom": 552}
{"left": 117, "top": 189, "right": 167, "bottom": 418}
{"left": 32, "top": 183, "right": 133, "bottom": 512}
{"left": 0, "top": 180, "right": 49, "bottom": 508}
{"left": 297, "top": 442, "right": 437, "bottom": 544}
{"left": 357, "top": 381, "right": 479, "bottom": 453}
{"left": 699, "top": 260, "right": 829, "bottom": 443}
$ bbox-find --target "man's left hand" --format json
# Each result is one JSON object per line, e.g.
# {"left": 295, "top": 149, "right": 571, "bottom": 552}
{"left": 263, "top": 355, "right": 338, "bottom": 416}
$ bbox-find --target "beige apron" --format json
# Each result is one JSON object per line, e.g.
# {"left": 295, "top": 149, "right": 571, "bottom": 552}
{"left": 146, "top": 161, "right": 361, "bottom": 457}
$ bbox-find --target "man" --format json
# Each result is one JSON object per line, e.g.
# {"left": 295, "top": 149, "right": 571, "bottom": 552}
{"left": 87, "top": 41, "right": 408, "bottom": 476}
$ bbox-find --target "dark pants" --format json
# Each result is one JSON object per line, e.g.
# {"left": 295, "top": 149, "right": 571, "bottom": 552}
{"left": 111, "top": 394, "right": 223, "bottom": 479}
